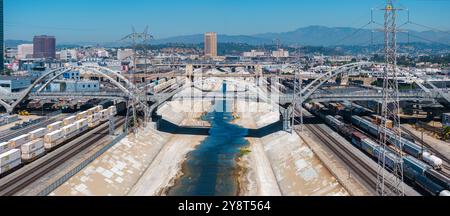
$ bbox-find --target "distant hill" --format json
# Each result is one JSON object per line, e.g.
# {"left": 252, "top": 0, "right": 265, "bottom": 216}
{"left": 150, "top": 25, "right": 450, "bottom": 46}
{"left": 253, "top": 25, "right": 450, "bottom": 46}
{"left": 6, "top": 25, "right": 450, "bottom": 47}
{"left": 5, "top": 40, "right": 32, "bottom": 48}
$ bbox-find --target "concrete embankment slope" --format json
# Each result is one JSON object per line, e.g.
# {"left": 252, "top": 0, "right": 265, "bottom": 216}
{"left": 233, "top": 101, "right": 349, "bottom": 196}
{"left": 50, "top": 99, "right": 212, "bottom": 196}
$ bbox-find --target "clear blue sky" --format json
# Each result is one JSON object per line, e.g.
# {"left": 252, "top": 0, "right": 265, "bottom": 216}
{"left": 4, "top": 0, "right": 450, "bottom": 43}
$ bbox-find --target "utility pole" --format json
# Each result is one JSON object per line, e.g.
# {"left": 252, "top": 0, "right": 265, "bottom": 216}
{"left": 377, "top": 0, "right": 405, "bottom": 196}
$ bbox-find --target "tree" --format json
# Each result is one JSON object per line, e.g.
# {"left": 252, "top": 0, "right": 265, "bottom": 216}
{"left": 442, "top": 126, "right": 450, "bottom": 140}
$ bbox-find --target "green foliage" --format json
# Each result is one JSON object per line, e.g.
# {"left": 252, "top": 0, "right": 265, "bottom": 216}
{"left": 1, "top": 68, "right": 13, "bottom": 76}
{"left": 238, "top": 148, "right": 251, "bottom": 157}
{"left": 443, "top": 126, "right": 450, "bottom": 140}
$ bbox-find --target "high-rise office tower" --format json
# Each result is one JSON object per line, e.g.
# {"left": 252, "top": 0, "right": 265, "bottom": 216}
{"left": 204, "top": 32, "right": 217, "bottom": 57}
{"left": 1, "top": 2, "right": 4, "bottom": 71}
{"left": 33, "top": 35, "right": 56, "bottom": 59}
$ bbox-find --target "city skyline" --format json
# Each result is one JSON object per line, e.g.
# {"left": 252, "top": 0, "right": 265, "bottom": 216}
{"left": 4, "top": 0, "right": 450, "bottom": 43}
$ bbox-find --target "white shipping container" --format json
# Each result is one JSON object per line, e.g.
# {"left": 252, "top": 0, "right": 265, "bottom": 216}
{"left": 28, "top": 128, "right": 47, "bottom": 140}
{"left": 0, "top": 149, "right": 21, "bottom": 166}
{"left": 44, "top": 129, "right": 64, "bottom": 144}
{"left": 95, "top": 105, "right": 103, "bottom": 112}
{"left": 76, "top": 111, "right": 88, "bottom": 120}
{"left": 0, "top": 159, "right": 21, "bottom": 174}
{"left": 47, "top": 121, "right": 64, "bottom": 132}
{"left": 21, "top": 139, "right": 44, "bottom": 154}
{"left": 87, "top": 107, "right": 97, "bottom": 115}
{"left": 100, "top": 109, "right": 109, "bottom": 121}
{"left": 8, "top": 134, "right": 31, "bottom": 148}
{"left": 63, "top": 116, "right": 76, "bottom": 126}
{"left": 88, "top": 113, "right": 102, "bottom": 128}
{"left": 62, "top": 123, "right": 77, "bottom": 136}
{"left": 21, "top": 147, "right": 45, "bottom": 161}
{"left": 108, "top": 106, "right": 117, "bottom": 116}
{"left": 0, "top": 142, "right": 13, "bottom": 154}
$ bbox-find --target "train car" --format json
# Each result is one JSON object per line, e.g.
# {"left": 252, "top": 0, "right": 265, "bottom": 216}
{"left": 325, "top": 115, "right": 344, "bottom": 130}
{"left": 424, "top": 169, "right": 450, "bottom": 190}
{"left": 352, "top": 116, "right": 427, "bottom": 159}
{"left": 76, "top": 111, "right": 89, "bottom": 120}
{"left": 99, "top": 100, "right": 113, "bottom": 109}
{"left": 8, "top": 134, "right": 32, "bottom": 148}
{"left": 21, "top": 139, "right": 45, "bottom": 161}
{"left": 351, "top": 132, "right": 366, "bottom": 148}
{"left": 108, "top": 106, "right": 117, "bottom": 116}
{"left": 63, "top": 116, "right": 77, "bottom": 126}
{"left": 99, "top": 109, "right": 110, "bottom": 122}
{"left": 44, "top": 129, "right": 65, "bottom": 150}
{"left": 0, "top": 142, "right": 13, "bottom": 154}
{"left": 0, "top": 149, "right": 21, "bottom": 167}
{"left": 0, "top": 158, "right": 21, "bottom": 175}
{"left": 88, "top": 113, "right": 102, "bottom": 128}
{"left": 87, "top": 107, "right": 97, "bottom": 116}
{"left": 74, "top": 118, "right": 88, "bottom": 130}
{"left": 21, "top": 139, "right": 44, "bottom": 155}
{"left": 360, "top": 138, "right": 378, "bottom": 157}
{"left": 415, "top": 173, "right": 445, "bottom": 196}
{"left": 94, "top": 105, "right": 103, "bottom": 112}
{"left": 28, "top": 128, "right": 47, "bottom": 140}
{"left": 47, "top": 121, "right": 64, "bottom": 133}
{"left": 403, "top": 155, "right": 430, "bottom": 175}
{"left": 373, "top": 145, "right": 399, "bottom": 171}
{"left": 339, "top": 125, "right": 354, "bottom": 139}
{"left": 21, "top": 147, "right": 45, "bottom": 162}
{"left": 61, "top": 123, "right": 78, "bottom": 138}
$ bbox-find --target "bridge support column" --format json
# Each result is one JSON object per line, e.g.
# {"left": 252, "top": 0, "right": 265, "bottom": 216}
{"left": 255, "top": 65, "right": 262, "bottom": 87}
{"left": 186, "top": 64, "right": 194, "bottom": 87}
{"left": 281, "top": 107, "right": 292, "bottom": 132}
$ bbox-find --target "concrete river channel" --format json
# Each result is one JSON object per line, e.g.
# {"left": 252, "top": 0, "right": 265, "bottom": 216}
{"left": 167, "top": 82, "right": 249, "bottom": 196}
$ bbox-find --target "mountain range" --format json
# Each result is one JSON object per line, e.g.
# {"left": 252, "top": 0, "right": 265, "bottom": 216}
{"left": 5, "top": 25, "right": 450, "bottom": 48}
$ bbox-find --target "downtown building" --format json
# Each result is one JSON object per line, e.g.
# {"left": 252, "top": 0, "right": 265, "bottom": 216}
{"left": 33, "top": 35, "right": 56, "bottom": 59}
{"left": 17, "top": 44, "right": 34, "bottom": 59}
{"left": 204, "top": 32, "right": 217, "bottom": 57}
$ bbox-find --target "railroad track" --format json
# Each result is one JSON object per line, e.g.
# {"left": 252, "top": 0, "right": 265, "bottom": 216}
{"left": 304, "top": 123, "right": 419, "bottom": 195}
{"left": 401, "top": 126, "right": 450, "bottom": 165}
{"left": 303, "top": 123, "right": 379, "bottom": 192}
{"left": 0, "top": 117, "right": 125, "bottom": 196}
{"left": 298, "top": 107, "right": 420, "bottom": 195}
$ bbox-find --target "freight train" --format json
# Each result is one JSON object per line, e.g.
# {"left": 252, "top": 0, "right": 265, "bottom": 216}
{"left": 0, "top": 105, "right": 117, "bottom": 176}
{"left": 349, "top": 129, "right": 450, "bottom": 196}
{"left": 152, "top": 78, "right": 177, "bottom": 93}
{"left": 351, "top": 115, "right": 443, "bottom": 170}
{"left": 304, "top": 103, "right": 450, "bottom": 196}
{"left": 307, "top": 102, "right": 442, "bottom": 169}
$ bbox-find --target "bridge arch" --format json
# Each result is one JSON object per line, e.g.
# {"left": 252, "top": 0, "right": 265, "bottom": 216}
{"left": 0, "top": 65, "right": 139, "bottom": 113}
{"left": 300, "top": 62, "right": 375, "bottom": 101}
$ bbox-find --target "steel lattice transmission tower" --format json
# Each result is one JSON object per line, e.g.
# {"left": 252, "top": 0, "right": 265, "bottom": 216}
{"left": 120, "top": 26, "right": 154, "bottom": 132}
{"left": 376, "top": 0, "right": 404, "bottom": 196}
